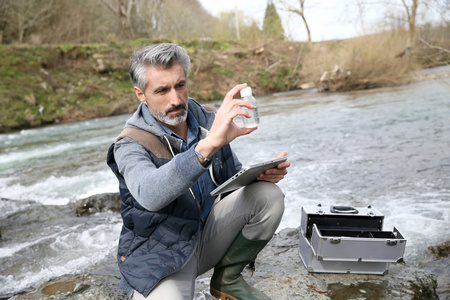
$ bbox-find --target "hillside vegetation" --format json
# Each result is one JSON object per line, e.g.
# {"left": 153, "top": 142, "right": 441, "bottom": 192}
{"left": 1, "top": 32, "right": 449, "bottom": 133}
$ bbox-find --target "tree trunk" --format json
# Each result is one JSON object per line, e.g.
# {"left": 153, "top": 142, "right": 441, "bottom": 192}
{"left": 298, "top": 0, "right": 311, "bottom": 42}
{"left": 402, "top": 0, "right": 419, "bottom": 47}
{"left": 301, "top": 14, "right": 311, "bottom": 42}
{"left": 18, "top": 14, "right": 25, "bottom": 43}
{"left": 408, "top": 0, "right": 418, "bottom": 47}
{"left": 101, "top": 0, "right": 135, "bottom": 39}
{"left": 118, "top": 0, "right": 135, "bottom": 39}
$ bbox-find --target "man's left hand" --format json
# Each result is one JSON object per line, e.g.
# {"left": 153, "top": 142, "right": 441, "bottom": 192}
{"left": 257, "top": 151, "right": 290, "bottom": 183}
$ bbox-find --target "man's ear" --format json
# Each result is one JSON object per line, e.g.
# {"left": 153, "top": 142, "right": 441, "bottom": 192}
{"left": 134, "top": 87, "right": 146, "bottom": 103}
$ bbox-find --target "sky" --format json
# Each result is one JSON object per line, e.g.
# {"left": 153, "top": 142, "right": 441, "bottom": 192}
{"left": 198, "top": 0, "right": 380, "bottom": 41}
{"left": 197, "top": 0, "right": 446, "bottom": 42}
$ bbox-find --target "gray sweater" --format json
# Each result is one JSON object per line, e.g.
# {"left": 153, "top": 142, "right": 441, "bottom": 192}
{"left": 114, "top": 98, "right": 242, "bottom": 211}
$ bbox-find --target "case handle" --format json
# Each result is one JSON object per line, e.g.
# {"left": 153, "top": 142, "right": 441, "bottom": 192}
{"left": 330, "top": 206, "right": 359, "bottom": 214}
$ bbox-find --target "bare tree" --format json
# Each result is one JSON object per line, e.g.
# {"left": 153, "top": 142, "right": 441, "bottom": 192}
{"left": 42, "top": 0, "right": 117, "bottom": 44}
{"left": 4, "top": 0, "right": 54, "bottom": 43}
{"left": 216, "top": 10, "right": 245, "bottom": 40}
{"left": 100, "top": 0, "right": 136, "bottom": 39}
{"left": 277, "top": 0, "right": 311, "bottom": 42}
{"left": 133, "top": 0, "right": 163, "bottom": 38}
{"left": 214, "top": 10, "right": 261, "bottom": 41}
{"left": 0, "top": 0, "right": 229, "bottom": 44}
{"left": 355, "top": 0, "right": 449, "bottom": 47}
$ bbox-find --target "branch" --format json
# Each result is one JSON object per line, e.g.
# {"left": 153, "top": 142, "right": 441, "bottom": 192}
{"left": 285, "top": 8, "right": 303, "bottom": 17}
{"left": 21, "top": 0, "right": 55, "bottom": 32}
{"left": 401, "top": 0, "right": 411, "bottom": 22}
{"left": 420, "top": 38, "right": 450, "bottom": 54}
{"left": 101, "top": 0, "right": 119, "bottom": 15}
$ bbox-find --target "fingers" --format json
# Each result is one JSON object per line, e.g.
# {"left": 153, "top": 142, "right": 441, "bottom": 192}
{"left": 204, "top": 83, "right": 257, "bottom": 148}
{"left": 262, "top": 167, "right": 288, "bottom": 177}
{"left": 257, "top": 165, "right": 288, "bottom": 182}
{"left": 219, "top": 84, "right": 254, "bottom": 117}
{"left": 225, "top": 83, "right": 247, "bottom": 102}
{"left": 275, "top": 151, "right": 287, "bottom": 159}
{"left": 257, "top": 153, "right": 291, "bottom": 183}
{"left": 257, "top": 172, "right": 286, "bottom": 183}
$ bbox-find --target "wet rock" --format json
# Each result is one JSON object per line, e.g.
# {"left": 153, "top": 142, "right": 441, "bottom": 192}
{"left": 428, "top": 241, "right": 450, "bottom": 257}
{"left": 9, "top": 274, "right": 126, "bottom": 300}
{"left": 73, "top": 193, "right": 121, "bottom": 216}
{"left": 1, "top": 204, "right": 73, "bottom": 227}
{"left": 41, "top": 280, "right": 77, "bottom": 295}
{"left": 420, "top": 241, "right": 450, "bottom": 298}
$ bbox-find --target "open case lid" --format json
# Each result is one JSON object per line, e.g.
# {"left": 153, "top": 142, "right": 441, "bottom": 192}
{"left": 300, "top": 205, "right": 384, "bottom": 239}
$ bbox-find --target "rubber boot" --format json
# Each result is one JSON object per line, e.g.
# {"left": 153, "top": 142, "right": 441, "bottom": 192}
{"left": 210, "top": 231, "right": 271, "bottom": 300}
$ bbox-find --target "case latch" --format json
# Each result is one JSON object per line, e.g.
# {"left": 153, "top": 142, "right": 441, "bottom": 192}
{"left": 330, "top": 238, "right": 341, "bottom": 244}
{"left": 386, "top": 240, "right": 398, "bottom": 246}
{"left": 330, "top": 206, "right": 359, "bottom": 214}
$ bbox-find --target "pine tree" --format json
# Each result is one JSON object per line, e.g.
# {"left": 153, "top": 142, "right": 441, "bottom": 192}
{"left": 263, "top": 0, "right": 284, "bottom": 40}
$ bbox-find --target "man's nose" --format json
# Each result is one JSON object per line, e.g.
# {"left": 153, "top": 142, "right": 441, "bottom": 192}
{"left": 168, "top": 88, "right": 182, "bottom": 106}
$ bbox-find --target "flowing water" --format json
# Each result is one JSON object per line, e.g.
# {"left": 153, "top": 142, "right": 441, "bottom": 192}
{"left": 1, "top": 70, "right": 449, "bottom": 298}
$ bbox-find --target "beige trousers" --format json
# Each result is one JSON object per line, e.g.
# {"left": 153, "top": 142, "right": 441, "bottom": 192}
{"left": 131, "top": 181, "right": 285, "bottom": 300}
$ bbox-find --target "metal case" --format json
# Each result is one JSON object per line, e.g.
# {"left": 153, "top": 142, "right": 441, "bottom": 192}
{"left": 298, "top": 205, "right": 406, "bottom": 275}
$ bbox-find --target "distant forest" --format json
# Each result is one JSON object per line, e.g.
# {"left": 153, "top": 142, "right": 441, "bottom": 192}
{"left": 0, "top": 0, "right": 286, "bottom": 44}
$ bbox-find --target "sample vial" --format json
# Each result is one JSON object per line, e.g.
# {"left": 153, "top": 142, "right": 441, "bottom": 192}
{"left": 240, "top": 87, "right": 259, "bottom": 128}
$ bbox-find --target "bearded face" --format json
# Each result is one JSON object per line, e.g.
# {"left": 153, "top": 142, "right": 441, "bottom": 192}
{"left": 134, "top": 63, "right": 189, "bottom": 129}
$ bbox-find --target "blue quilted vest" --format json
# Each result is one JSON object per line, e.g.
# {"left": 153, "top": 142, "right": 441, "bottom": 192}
{"left": 107, "top": 132, "right": 236, "bottom": 297}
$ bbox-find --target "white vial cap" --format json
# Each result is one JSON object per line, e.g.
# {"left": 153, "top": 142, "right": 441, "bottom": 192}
{"left": 240, "top": 87, "right": 252, "bottom": 97}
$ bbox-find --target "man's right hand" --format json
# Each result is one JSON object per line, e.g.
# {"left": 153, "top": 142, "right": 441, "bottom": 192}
{"left": 194, "top": 83, "right": 257, "bottom": 165}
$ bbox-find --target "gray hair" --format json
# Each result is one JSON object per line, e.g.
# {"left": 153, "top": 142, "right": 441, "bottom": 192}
{"left": 129, "top": 43, "right": 191, "bottom": 92}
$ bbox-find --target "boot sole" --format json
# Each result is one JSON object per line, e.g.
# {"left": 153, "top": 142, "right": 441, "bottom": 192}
{"left": 210, "top": 287, "right": 238, "bottom": 300}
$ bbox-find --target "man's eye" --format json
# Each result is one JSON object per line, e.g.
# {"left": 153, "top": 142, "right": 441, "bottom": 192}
{"left": 176, "top": 82, "right": 186, "bottom": 88}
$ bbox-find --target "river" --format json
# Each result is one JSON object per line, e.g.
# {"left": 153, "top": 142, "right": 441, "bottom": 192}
{"left": 1, "top": 69, "right": 449, "bottom": 298}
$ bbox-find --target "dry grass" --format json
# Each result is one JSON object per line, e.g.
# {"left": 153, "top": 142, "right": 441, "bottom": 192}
{"left": 301, "top": 32, "right": 422, "bottom": 91}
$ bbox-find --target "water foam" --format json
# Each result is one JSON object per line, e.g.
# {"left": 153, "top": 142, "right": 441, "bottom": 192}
{"left": 0, "top": 216, "right": 122, "bottom": 295}
{"left": 0, "top": 169, "right": 118, "bottom": 205}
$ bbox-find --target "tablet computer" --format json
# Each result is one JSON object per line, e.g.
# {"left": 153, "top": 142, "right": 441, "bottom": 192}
{"left": 210, "top": 156, "right": 287, "bottom": 196}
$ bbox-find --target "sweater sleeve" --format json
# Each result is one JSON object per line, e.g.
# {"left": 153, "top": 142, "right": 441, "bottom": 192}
{"left": 114, "top": 137, "right": 208, "bottom": 211}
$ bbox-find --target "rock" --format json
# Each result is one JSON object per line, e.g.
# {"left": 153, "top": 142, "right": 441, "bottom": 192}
{"left": 420, "top": 241, "right": 450, "bottom": 298}
{"left": 93, "top": 56, "right": 112, "bottom": 74}
{"left": 73, "top": 193, "right": 121, "bottom": 216}
{"left": 254, "top": 47, "right": 265, "bottom": 55}
{"left": 428, "top": 241, "right": 450, "bottom": 257}
{"left": 395, "top": 47, "right": 413, "bottom": 58}
{"left": 9, "top": 274, "right": 127, "bottom": 300}
{"left": 299, "top": 82, "right": 316, "bottom": 89}
{"left": 9, "top": 228, "right": 440, "bottom": 299}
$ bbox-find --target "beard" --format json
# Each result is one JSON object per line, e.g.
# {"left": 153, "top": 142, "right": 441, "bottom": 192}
{"left": 148, "top": 102, "right": 189, "bottom": 127}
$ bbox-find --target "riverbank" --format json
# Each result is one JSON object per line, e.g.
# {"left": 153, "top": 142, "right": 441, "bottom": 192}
{"left": 1, "top": 36, "right": 448, "bottom": 133}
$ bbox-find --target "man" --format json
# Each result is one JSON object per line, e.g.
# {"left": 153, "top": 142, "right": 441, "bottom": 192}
{"left": 107, "top": 43, "right": 290, "bottom": 300}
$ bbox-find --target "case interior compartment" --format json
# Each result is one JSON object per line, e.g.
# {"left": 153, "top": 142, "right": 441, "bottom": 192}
{"left": 305, "top": 215, "right": 383, "bottom": 238}
{"left": 319, "top": 229, "right": 397, "bottom": 239}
